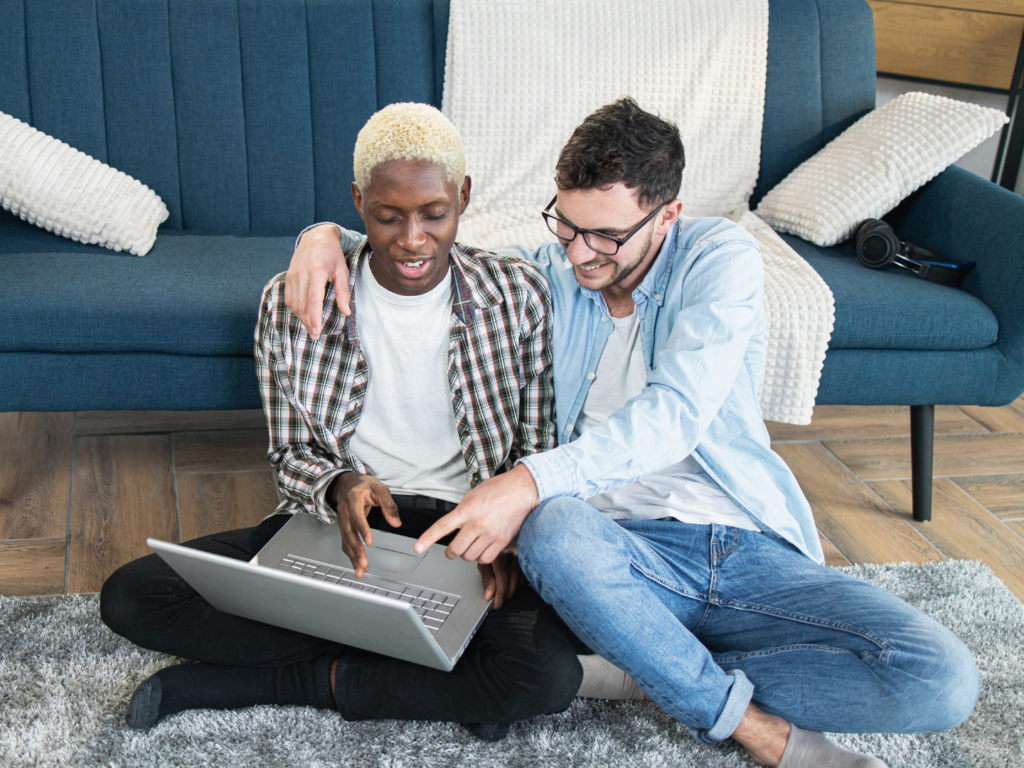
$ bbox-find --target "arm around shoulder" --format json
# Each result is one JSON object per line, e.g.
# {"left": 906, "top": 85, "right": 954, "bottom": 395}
{"left": 287, "top": 222, "right": 365, "bottom": 338}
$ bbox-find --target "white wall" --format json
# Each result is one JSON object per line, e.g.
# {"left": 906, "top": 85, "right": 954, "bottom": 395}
{"left": 876, "top": 76, "right": 1021, "bottom": 195}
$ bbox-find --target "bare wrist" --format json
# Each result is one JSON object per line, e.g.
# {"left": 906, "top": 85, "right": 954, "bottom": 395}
{"left": 330, "top": 470, "right": 358, "bottom": 507}
{"left": 512, "top": 464, "right": 539, "bottom": 507}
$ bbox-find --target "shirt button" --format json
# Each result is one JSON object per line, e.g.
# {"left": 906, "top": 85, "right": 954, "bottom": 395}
{"left": 587, "top": 372, "right": 596, "bottom": 380}
{"left": 600, "top": 316, "right": 608, "bottom": 323}
{"left": 654, "top": 294, "right": 663, "bottom": 301}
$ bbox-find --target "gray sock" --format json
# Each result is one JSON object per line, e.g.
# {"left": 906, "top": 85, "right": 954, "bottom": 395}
{"left": 779, "top": 724, "right": 887, "bottom": 768}
{"left": 576, "top": 654, "right": 647, "bottom": 700}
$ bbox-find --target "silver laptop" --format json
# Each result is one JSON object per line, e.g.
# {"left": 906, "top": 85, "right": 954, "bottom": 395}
{"left": 147, "top": 513, "right": 493, "bottom": 671}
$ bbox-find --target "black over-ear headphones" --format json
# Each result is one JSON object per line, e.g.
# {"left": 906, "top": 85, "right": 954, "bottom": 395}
{"left": 853, "top": 219, "right": 974, "bottom": 287}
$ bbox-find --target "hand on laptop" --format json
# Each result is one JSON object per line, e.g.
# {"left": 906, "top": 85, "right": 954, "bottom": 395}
{"left": 332, "top": 472, "right": 401, "bottom": 578}
{"left": 478, "top": 551, "right": 522, "bottom": 610}
{"left": 415, "top": 465, "right": 539, "bottom": 564}
{"left": 286, "top": 223, "right": 350, "bottom": 340}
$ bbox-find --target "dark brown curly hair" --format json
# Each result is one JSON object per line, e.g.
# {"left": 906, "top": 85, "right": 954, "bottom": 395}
{"left": 554, "top": 98, "right": 685, "bottom": 211}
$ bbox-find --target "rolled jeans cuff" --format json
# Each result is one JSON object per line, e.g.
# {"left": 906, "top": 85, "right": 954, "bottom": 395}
{"left": 696, "top": 669, "right": 754, "bottom": 744}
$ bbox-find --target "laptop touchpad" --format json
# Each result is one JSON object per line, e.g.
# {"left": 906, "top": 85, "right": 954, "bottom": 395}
{"left": 364, "top": 547, "right": 421, "bottom": 575}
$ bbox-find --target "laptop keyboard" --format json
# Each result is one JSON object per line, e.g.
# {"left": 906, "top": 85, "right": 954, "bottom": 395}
{"left": 279, "top": 556, "right": 459, "bottom": 635}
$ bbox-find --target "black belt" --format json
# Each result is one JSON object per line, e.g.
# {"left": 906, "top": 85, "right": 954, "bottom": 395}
{"left": 393, "top": 494, "right": 458, "bottom": 514}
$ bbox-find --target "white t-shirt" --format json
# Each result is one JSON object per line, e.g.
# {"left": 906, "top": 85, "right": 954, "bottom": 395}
{"left": 348, "top": 257, "right": 471, "bottom": 503}
{"left": 580, "top": 308, "right": 759, "bottom": 531}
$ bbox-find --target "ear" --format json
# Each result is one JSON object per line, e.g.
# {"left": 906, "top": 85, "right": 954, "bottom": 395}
{"left": 459, "top": 176, "right": 472, "bottom": 215}
{"left": 656, "top": 199, "right": 683, "bottom": 236}
{"left": 351, "top": 182, "right": 365, "bottom": 220}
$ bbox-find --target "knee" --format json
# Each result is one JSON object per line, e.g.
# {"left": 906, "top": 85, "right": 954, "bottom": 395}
{"left": 922, "top": 629, "right": 979, "bottom": 731}
{"left": 98, "top": 558, "right": 148, "bottom": 638}
{"left": 535, "top": 646, "right": 583, "bottom": 714}
{"left": 520, "top": 497, "right": 581, "bottom": 557}
{"left": 519, "top": 497, "right": 601, "bottom": 589}
{"left": 889, "top": 618, "right": 979, "bottom": 732}
{"left": 486, "top": 634, "right": 582, "bottom": 719}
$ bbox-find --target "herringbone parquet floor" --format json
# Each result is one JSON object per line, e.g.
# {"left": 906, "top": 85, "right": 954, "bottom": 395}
{"left": 2, "top": 397, "right": 1023, "bottom": 600}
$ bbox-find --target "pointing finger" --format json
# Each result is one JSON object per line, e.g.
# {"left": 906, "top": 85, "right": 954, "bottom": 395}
{"left": 415, "top": 510, "right": 466, "bottom": 554}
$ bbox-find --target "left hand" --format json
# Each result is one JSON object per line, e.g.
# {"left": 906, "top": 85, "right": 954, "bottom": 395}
{"left": 414, "top": 464, "right": 539, "bottom": 564}
{"left": 478, "top": 550, "right": 523, "bottom": 610}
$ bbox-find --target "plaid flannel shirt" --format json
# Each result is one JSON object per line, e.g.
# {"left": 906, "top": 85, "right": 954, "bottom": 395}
{"left": 255, "top": 239, "right": 555, "bottom": 523}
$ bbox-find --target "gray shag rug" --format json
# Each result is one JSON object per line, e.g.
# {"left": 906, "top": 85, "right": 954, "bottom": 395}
{"left": 2, "top": 561, "right": 1022, "bottom": 768}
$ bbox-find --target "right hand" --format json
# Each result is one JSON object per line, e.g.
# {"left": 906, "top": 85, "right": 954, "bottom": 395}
{"left": 286, "top": 224, "right": 351, "bottom": 339}
{"left": 331, "top": 472, "right": 401, "bottom": 578}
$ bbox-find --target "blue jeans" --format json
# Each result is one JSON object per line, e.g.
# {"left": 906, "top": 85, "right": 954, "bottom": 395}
{"left": 518, "top": 498, "right": 979, "bottom": 743}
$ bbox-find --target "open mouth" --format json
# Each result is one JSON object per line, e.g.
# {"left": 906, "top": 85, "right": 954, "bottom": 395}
{"left": 394, "top": 258, "right": 432, "bottom": 279}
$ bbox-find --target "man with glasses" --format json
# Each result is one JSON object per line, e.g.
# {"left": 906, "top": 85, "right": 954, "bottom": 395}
{"left": 286, "top": 99, "right": 977, "bottom": 768}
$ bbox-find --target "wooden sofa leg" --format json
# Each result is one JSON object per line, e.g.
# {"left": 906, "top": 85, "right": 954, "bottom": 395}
{"left": 910, "top": 404, "right": 935, "bottom": 522}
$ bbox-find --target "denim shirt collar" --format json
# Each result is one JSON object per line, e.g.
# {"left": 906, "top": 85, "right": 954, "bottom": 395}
{"left": 577, "top": 220, "right": 678, "bottom": 311}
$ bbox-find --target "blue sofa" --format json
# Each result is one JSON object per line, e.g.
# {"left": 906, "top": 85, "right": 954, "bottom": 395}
{"left": 2, "top": 0, "right": 1022, "bottom": 522}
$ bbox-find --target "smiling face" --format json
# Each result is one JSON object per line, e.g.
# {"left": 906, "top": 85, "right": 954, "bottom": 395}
{"left": 351, "top": 159, "right": 471, "bottom": 296}
{"left": 553, "top": 183, "right": 679, "bottom": 296}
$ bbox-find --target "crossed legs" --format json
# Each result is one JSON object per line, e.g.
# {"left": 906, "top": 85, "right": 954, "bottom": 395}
{"left": 101, "top": 513, "right": 581, "bottom": 727}
{"left": 518, "top": 498, "right": 978, "bottom": 762}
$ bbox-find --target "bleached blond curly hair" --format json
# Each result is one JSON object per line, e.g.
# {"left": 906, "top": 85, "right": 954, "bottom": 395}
{"left": 353, "top": 103, "right": 466, "bottom": 193}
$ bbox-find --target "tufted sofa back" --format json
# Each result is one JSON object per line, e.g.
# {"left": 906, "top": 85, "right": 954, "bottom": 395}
{"left": 0, "top": 0, "right": 874, "bottom": 235}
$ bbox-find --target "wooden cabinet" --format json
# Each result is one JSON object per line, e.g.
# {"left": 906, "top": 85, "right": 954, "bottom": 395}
{"left": 868, "top": 0, "right": 1024, "bottom": 90}
{"left": 869, "top": 0, "right": 1024, "bottom": 188}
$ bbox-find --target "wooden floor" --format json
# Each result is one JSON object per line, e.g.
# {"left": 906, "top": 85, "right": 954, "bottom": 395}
{"left": 2, "top": 398, "right": 1024, "bottom": 601}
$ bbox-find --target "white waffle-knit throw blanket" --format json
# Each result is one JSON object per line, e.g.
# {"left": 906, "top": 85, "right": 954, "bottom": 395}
{"left": 443, "top": 0, "right": 834, "bottom": 424}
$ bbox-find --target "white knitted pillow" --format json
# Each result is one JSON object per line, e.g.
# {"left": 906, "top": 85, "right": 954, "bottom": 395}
{"left": 755, "top": 92, "right": 1008, "bottom": 247}
{"left": 0, "top": 111, "right": 169, "bottom": 256}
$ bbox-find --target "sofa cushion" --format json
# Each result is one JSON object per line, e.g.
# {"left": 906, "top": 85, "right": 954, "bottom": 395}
{"left": 0, "top": 351, "right": 263, "bottom": 412}
{"left": 781, "top": 234, "right": 998, "bottom": 351}
{"left": 0, "top": 111, "right": 170, "bottom": 255}
{"left": 0, "top": 216, "right": 293, "bottom": 356}
{"left": 757, "top": 93, "right": 1008, "bottom": 247}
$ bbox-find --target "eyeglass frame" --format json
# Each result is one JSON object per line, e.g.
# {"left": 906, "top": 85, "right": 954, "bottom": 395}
{"left": 541, "top": 195, "right": 667, "bottom": 256}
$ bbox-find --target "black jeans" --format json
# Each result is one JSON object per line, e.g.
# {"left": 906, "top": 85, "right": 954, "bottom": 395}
{"left": 100, "top": 506, "right": 582, "bottom": 723}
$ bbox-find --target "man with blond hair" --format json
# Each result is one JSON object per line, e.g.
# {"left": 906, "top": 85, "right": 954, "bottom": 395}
{"left": 100, "top": 103, "right": 581, "bottom": 739}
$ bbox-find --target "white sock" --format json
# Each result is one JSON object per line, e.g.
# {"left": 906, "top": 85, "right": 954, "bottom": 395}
{"left": 576, "top": 654, "right": 647, "bottom": 700}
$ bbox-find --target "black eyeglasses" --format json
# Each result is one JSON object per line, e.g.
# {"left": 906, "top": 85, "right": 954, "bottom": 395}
{"left": 541, "top": 196, "right": 666, "bottom": 256}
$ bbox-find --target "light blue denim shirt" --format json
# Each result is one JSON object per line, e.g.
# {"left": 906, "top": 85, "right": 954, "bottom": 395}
{"left": 308, "top": 219, "right": 824, "bottom": 563}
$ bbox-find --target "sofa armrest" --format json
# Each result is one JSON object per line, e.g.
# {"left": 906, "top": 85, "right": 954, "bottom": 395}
{"left": 887, "top": 165, "right": 1024, "bottom": 405}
